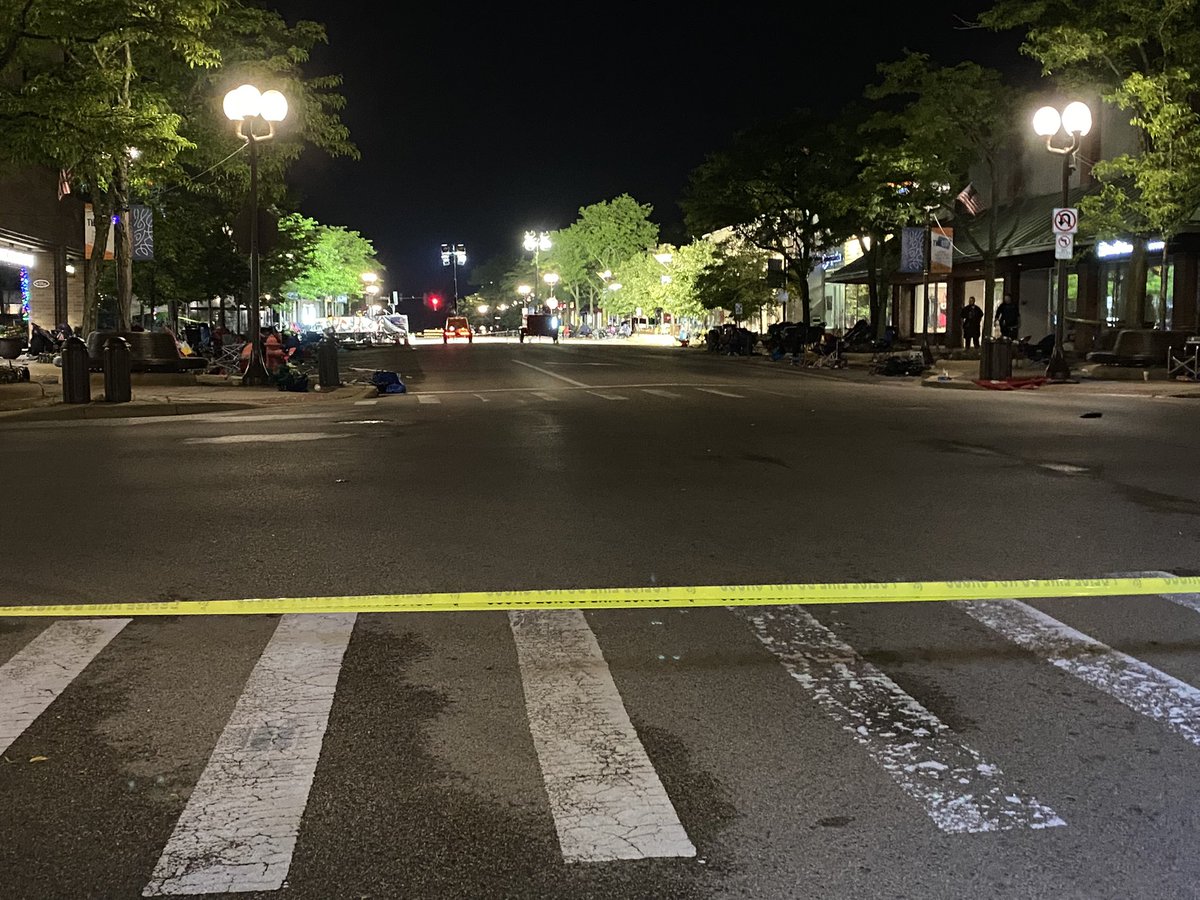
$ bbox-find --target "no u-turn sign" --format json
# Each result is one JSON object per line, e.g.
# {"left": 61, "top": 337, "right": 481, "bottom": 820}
{"left": 1053, "top": 207, "right": 1079, "bottom": 234}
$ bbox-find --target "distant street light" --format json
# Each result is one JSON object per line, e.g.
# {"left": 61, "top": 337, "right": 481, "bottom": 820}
{"left": 1033, "top": 100, "right": 1092, "bottom": 382}
{"left": 517, "top": 283, "right": 532, "bottom": 313}
{"left": 441, "top": 243, "right": 467, "bottom": 311}
{"left": 223, "top": 83, "right": 288, "bottom": 386}
{"left": 523, "top": 231, "right": 551, "bottom": 305}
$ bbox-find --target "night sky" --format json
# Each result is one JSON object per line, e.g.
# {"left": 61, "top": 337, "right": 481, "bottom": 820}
{"left": 276, "top": 2, "right": 1034, "bottom": 300}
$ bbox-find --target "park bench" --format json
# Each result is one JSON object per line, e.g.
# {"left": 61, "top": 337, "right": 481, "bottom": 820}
{"left": 1085, "top": 329, "right": 1192, "bottom": 367}
{"left": 85, "top": 331, "right": 209, "bottom": 373}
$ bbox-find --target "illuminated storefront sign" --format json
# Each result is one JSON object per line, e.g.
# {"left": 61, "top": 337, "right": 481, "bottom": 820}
{"left": 1096, "top": 239, "right": 1165, "bottom": 258}
{"left": 0, "top": 247, "right": 35, "bottom": 267}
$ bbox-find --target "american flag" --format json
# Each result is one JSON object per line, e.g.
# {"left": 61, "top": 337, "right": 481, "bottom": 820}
{"left": 57, "top": 168, "right": 72, "bottom": 201}
{"left": 956, "top": 182, "right": 984, "bottom": 216}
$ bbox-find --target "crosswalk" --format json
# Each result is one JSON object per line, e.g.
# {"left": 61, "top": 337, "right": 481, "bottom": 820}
{"left": 400, "top": 385, "right": 751, "bottom": 407}
{"left": 2, "top": 572, "right": 1200, "bottom": 896}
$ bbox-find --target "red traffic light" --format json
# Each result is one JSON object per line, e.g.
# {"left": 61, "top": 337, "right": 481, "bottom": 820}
{"left": 426, "top": 293, "right": 441, "bottom": 309}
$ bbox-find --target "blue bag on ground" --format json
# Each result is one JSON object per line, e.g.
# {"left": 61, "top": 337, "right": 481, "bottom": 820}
{"left": 371, "top": 370, "right": 405, "bottom": 394}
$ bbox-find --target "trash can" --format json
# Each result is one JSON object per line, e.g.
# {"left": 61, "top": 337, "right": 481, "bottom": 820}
{"left": 102, "top": 335, "right": 132, "bottom": 403}
{"left": 61, "top": 335, "right": 91, "bottom": 404}
{"left": 979, "top": 337, "right": 1013, "bottom": 381}
{"left": 317, "top": 337, "right": 340, "bottom": 388}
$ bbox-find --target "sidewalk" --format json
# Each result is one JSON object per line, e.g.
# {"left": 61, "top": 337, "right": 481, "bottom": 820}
{"left": 0, "top": 361, "right": 378, "bottom": 421}
{"left": 750, "top": 349, "right": 1200, "bottom": 399}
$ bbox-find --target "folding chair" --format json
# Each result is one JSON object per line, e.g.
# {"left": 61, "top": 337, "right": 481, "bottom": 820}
{"left": 1167, "top": 339, "right": 1199, "bottom": 381}
{"left": 211, "top": 341, "right": 245, "bottom": 376}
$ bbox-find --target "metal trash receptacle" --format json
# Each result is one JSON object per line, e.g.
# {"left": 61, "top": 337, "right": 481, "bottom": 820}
{"left": 979, "top": 337, "right": 1013, "bottom": 381}
{"left": 102, "top": 335, "right": 132, "bottom": 403}
{"left": 61, "top": 335, "right": 91, "bottom": 404}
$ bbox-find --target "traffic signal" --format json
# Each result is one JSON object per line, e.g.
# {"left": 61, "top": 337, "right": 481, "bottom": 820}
{"left": 424, "top": 292, "right": 442, "bottom": 310}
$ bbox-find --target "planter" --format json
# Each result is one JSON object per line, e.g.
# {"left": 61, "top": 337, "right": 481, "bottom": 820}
{"left": 0, "top": 336, "right": 25, "bottom": 359}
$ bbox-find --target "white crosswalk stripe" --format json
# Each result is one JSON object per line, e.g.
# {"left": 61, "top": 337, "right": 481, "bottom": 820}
{"left": 960, "top": 599, "right": 1200, "bottom": 749}
{"left": 738, "top": 606, "right": 1064, "bottom": 833}
{"left": 642, "top": 389, "right": 683, "bottom": 399}
{"left": 143, "top": 613, "right": 356, "bottom": 896}
{"left": 0, "top": 619, "right": 130, "bottom": 756}
{"left": 416, "top": 394, "right": 441, "bottom": 405}
{"left": 1110, "top": 570, "right": 1200, "bottom": 615}
{"left": 695, "top": 388, "right": 744, "bottom": 398}
{"left": 532, "top": 391, "right": 562, "bottom": 402}
{"left": 509, "top": 609, "right": 696, "bottom": 861}
{"left": 587, "top": 391, "right": 628, "bottom": 401}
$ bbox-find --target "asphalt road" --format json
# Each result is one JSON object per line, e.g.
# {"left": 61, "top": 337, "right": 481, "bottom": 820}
{"left": 2, "top": 338, "right": 1199, "bottom": 899}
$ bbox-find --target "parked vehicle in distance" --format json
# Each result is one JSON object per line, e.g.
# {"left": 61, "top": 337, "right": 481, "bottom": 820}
{"left": 443, "top": 316, "right": 472, "bottom": 343}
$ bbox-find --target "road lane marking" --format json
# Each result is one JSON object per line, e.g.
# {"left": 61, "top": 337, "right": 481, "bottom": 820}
{"left": 588, "top": 391, "right": 628, "bottom": 401}
{"left": 696, "top": 388, "right": 744, "bottom": 398}
{"left": 416, "top": 395, "right": 441, "bottom": 405}
{"left": 3, "top": 577, "right": 1198, "bottom": 619}
{"left": 143, "top": 613, "right": 356, "bottom": 896}
{"left": 533, "top": 392, "right": 562, "bottom": 402}
{"left": 0, "top": 619, "right": 130, "bottom": 755}
{"left": 182, "top": 433, "right": 350, "bottom": 444}
{"left": 353, "top": 399, "right": 378, "bottom": 406}
{"left": 642, "top": 389, "right": 682, "bottom": 399}
{"left": 1110, "top": 570, "right": 1200, "bottom": 615}
{"left": 473, "top": 394, "right": 491, "bottom": 402}
{"left": 960, "top": 599, "right": 1200, "bottom": 749}
{"left": 739, "top": 606, "right": 1064, "bottom": 833}
{"left": 514, "top": 359, "right": 589, "bottom": 387}
{"left": 509, "top": 610, "right": 696, "bottom": 861}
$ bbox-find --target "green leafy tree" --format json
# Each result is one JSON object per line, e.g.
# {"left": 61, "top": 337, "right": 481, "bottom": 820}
{"left": 282, "top": 220, "right": 380, "bottom": 306}
{"left": 864, "top": 51, "right": 1025, "bottom": 327}
{"left": 612, "top": 242, "right": 716, "bottom": 326}
{"left": 546, "top": 194, "right": 659, "bottom": 322}
{"left": 982, "top": 0, "right": 1200, "bottom": 324}
{"left": 682, "top": 110, "right": 854, "bottom": 327}
{"left": 694, "top": 240, "right": 775, "bottom": 324}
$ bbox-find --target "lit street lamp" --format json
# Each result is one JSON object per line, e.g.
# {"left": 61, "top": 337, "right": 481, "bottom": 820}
{"left": 523, "top": 231, "right": 551, "bottom": 304}
{"left": 517, "top": 283, "right": 532, "bottom": 313}
{"left": 223, "top": 83, "right": 288, "bottom": 386}
{"left": 441, "top": 243, "right": 467, "bottom": 311}
{"left": 1033, "top": 100, "right": 1092, "bottom": 381}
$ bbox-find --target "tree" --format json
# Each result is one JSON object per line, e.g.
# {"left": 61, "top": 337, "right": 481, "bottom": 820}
{"left": 546, "top": 194, "right": 659, "bottom": 323}
{"left": 693, "top": 240, "right": 776, "bottom": 324}
{"left": 982, "top": 0, "right": 1200, "bottom": 325}
{"left": 863, "top": 51, "right": 1025, "bottom": 328}
{"left": 0, "top": 0, "right": 226, "bottom": 331}
{"left": 682, "top": 110, "right": 853, "bottom": 327}
{"left": 281, "top": 219, "right": 380, "bottom": 307}
{"left": 611, "top": 242, "right": 716, "bottom": 326}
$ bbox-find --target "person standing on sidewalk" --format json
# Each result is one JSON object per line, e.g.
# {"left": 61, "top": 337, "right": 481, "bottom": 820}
{"left": 995, "top": 293, "right": 1020, "bottom": 341}
{"left": 962, "top": 297, "right": 983, "bottom": 348}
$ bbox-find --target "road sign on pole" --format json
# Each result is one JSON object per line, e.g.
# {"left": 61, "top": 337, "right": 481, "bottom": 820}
{"left": 1055, "top": 233, "right": 1074, "bottom": 260}
{"left": 1052, "top": 208, "right": 1079, "bottom": 234}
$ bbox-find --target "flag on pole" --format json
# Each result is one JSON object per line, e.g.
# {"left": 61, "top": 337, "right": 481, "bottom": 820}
{"left": 956, "top": 182, "right": 984, "bottom": 215}
{"left": 57, "top": 168, "right": 72, "bottom": 200}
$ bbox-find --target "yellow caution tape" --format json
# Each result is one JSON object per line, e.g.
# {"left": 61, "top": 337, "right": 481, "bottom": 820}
{"left": 0, "top": 576, "right": 1197, "bottom": 618}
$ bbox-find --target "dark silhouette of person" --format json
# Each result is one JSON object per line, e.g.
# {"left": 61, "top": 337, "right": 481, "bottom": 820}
{"left": 962, "top": 296, "right": 983, "bottom": 348}
{"left": 995, "top": 294, "right": 1020, "bottom": 341}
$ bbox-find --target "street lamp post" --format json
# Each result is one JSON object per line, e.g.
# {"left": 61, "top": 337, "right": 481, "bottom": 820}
{"left": 523, "top": 231, "right": 551, "bottom": 306}
{"left": 1033, "top": 100, "right": 1092, "bottom": 382}
{"left": 223, "top": 83, "right": 288, "bottom": 386}
{"left": 441, "top": 243, "right": 467, "bottom": 312}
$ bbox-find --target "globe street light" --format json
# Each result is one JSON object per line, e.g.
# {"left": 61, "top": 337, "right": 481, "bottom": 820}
{"left": 1033, "top": 100, "right": 1092, "bottom": 381}
{"left": 224, "top": 83, "right": 288, "bottom": 386}
{"left": 517, "top": 283, "right": 532, "bottom": 313}
{"left": 523, "top": 231, "right": 551, "bottom": 304}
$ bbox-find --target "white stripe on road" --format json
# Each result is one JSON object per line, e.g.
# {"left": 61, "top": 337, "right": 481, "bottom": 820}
{"left": 960, "top": 599, "right": 1200, "bottom": 749}
{"left": 642, "top": 389, "right": 682, "bottom": 399}
{"left": 183, "top": 433, "right": 350, "bottom": 444}
{"left": 696, "top": 388, "right": 744, "bottom": 399}
{"left": 416, "top": 394, "right": 441, "bottom": 405}
{"left": 144, "top": 613, "right": 356, "bottom": 896}
{"left": 513, "top": 359, "right": 590, "bottom": 387}
{"left": 473, "top": 394, "right": 491, "bottom": 403}
{"left": 0, "top": 619, "right": 130, "bottom": 756}
{"left": 353, "top": 399, "right": 378, "bottom": 406}
{"left": 587, "top": 391, "right": 628, "bottom": 401}
{"left": 533, "top": 392, "right": 562, "bottom": 402}
{"left": 1109, "top": 570, "right": 1200, "bottom": 615}
{"left": 509, "top": 610, "right": 696, "bottom": 861}
{"left": 739, "top": 607, "right": 1063, "bottom": 833}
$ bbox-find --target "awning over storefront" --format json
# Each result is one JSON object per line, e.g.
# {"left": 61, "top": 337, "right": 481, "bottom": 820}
{"left": 825, "top": 187, "right": 1098, "bottom": 284}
